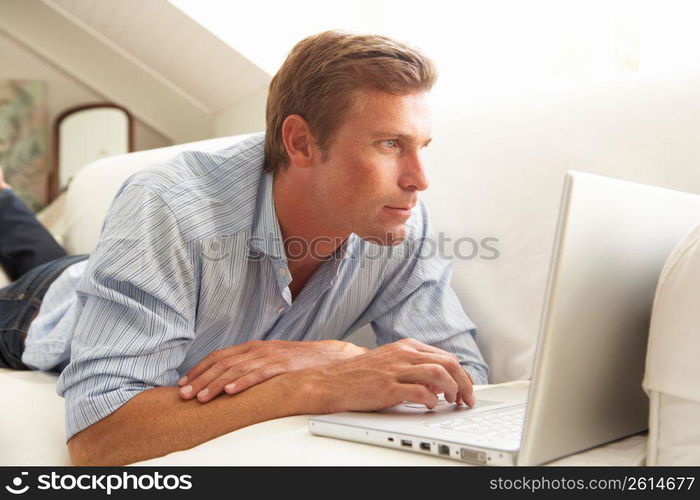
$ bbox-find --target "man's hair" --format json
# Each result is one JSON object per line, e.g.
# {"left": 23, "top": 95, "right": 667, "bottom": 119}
{"left": 264, "top": 30, "right": 437, "bottom": 173}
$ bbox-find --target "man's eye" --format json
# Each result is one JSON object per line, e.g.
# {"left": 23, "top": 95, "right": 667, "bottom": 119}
{"left": 381, "top": 139, "right": 399, "bottom": 149}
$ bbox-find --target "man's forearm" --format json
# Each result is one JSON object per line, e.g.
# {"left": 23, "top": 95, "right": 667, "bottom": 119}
{"left": 67, "top": 371, "right": 314, "bottom": 466}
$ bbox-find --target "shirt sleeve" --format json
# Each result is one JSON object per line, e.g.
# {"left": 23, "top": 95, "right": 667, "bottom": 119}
{"left": 56, "top": 180, "right": 198, "bottom": 442}
{"left": 368, "top": 200, "right": 489, "bottom": 385}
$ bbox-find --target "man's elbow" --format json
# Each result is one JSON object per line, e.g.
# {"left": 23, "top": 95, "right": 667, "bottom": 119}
{"left": 67, "top": 426, "right": 126, "bottom": 466}
{"left": 67, "top": 431, "right": 103, "bottom": 466}
{"left": 67, "top": 434, "right": 93, "bottom": 466}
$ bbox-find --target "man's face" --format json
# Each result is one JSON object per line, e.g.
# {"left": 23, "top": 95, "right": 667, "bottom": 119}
{"left": 309, "top": 89, "right": 432, "bottom": 245}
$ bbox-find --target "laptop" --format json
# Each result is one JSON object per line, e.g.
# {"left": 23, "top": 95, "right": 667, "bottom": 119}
{"left": 309, "top": 171, "right": 700, "bottom": 465}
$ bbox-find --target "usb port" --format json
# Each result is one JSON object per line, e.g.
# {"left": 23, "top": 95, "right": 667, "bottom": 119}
{"left": 419, "top": 442, "right": 431, "bottom": 451}
{"left": 400, "top": 439, "right": 413, "bottom": 448}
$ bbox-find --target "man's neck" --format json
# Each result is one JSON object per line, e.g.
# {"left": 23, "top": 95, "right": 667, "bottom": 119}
{"left": 272, "top": 170, "right": 349, "bottom": 268}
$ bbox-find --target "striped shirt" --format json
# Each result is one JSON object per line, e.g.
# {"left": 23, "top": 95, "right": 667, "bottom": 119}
{"left": 22, "top": 259, "right": 88, "bottom": 373}
{"left": 41, "top": 133, "right": 487, "bottom": 442}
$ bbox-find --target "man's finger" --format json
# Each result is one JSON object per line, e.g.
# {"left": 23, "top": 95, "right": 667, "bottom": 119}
{"left": 179, "top": 351, "right": 265, "bottom": 400}
{"left": 409, "top": 348, "right": 475, "bottom": 407}
{"left": 197, "top": 364, "right": 277, "bottom": 402}
{"left": 178, "top": 342, "right": 256, "bottom": 387}
{"left": 398, "top": 363, "right": 458, "bottom": 403}
{"left": 223, "top": 363, "right": 287, "bottom": 396}
{"left": 194, "top": 351, "right": 285, "bottom": 401}
{"left": 398, "top": 383, "right": 440, "bottom": 409}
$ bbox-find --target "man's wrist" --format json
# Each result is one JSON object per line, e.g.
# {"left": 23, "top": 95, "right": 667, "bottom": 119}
{"left": 319, "top": 339, "right": 368, "bottom": 356}
{"left": 278, "top": 366, "right": 334, "bottom": 415}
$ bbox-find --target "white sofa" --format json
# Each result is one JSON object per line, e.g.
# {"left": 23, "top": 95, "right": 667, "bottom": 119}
{"left": 4, "top": 70, "right": 700, "bottom": 465}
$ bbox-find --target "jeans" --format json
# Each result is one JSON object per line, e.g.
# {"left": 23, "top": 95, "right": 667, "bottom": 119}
{"left": 0, "top": 188, "right": 67, "bottom": 281}
{"left": 0, "top": 188, "right": 89, "bottom": 370}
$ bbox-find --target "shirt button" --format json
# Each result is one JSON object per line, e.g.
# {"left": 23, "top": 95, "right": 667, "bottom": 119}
{"left": 277, "top": 306, "right": 285, "bottom": 313}
{"left": 279, "top": 268, "right": 287, "bottom": 277}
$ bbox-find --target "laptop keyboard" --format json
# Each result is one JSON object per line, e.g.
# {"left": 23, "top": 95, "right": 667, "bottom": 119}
{"left": 421, "top": 405, "right": 526, "bottom": 448}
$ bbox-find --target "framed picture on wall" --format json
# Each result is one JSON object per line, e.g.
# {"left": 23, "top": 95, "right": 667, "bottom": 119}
{"left": 0, "top": 79, "right": 49, "bottom": 212}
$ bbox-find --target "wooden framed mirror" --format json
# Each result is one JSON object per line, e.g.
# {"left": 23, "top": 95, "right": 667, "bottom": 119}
{"left": 50, "top": 103, "right": 133, "bottom": 202}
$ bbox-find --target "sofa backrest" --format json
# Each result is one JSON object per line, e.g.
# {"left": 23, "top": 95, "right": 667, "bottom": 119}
{"left": 61, "top": 72, "right": 700, "bottom": 383}
{"left": 420, "top": 72, "right": 700, "bottom": 382}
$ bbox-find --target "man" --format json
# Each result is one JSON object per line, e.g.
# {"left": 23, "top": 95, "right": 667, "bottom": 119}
{"left": 0, "top": 31, "right": 488, "bottom": 465}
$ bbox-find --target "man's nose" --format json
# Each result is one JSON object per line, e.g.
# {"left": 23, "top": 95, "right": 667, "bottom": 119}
{"left": 400, "top": 151, "right": 429, "bottom": 192}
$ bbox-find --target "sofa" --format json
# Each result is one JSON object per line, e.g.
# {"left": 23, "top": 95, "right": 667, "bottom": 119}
{"left": 3, "top": 70, "right": 700, "bottom": 465}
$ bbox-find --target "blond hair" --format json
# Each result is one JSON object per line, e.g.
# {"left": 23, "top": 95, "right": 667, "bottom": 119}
{"left": 264, "top": 31, "right": 437, "bottom": 172}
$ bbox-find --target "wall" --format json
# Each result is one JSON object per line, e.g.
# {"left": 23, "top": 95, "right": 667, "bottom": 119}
{"left": 214, "top": 86, "right": 268, "bottom": 138}
{"left": 0, "top": 29, "right": 172, "bottom": 165}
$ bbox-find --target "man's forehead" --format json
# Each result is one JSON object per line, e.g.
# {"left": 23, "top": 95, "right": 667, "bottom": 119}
{"left": 339, "top": 89, "right": 432, "bottom": 139}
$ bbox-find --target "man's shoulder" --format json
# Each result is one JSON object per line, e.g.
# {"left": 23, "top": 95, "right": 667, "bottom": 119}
{"left": 121, "top": 133, "right": 266, "bottom": 243}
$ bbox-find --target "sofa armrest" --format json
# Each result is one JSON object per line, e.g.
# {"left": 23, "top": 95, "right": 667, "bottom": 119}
{"left": 643, "top": 223, "right": 700, "bottom": 465}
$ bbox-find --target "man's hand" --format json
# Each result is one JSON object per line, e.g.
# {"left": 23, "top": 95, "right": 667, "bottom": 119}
{"left": 178, "top": 339, "right": 368, "bottom": 402}
{"left": 299, "top": 338, "right": 477, "bottom": 413}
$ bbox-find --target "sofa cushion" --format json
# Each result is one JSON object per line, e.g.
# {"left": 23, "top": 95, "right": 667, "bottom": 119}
{"left": 0, "top": 370, "right": 646, "bottom": 466}
{"left": 0, "top": 368, "right": 70, "bottom": 465}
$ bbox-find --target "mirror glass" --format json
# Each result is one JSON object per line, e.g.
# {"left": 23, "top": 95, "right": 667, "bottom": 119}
{"left": 57, "top": 106, "right": 131, "bottom": 194}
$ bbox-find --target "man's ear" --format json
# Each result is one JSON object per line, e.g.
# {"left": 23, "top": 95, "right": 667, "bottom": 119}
{"left": 281, "top": 115, "right": 318, "bottom": 169}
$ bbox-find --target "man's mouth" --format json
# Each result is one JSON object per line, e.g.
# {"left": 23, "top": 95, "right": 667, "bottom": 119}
{"left": 384, "top": 205, "right": 414, "bottom": 217}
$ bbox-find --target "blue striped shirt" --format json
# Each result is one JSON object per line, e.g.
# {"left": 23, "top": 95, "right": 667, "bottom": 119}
{"left": 22, "top": 259, "right": 88, "bottom": 373}
{"left": 36, "top": 133, "right": 487, "bottom": 441}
